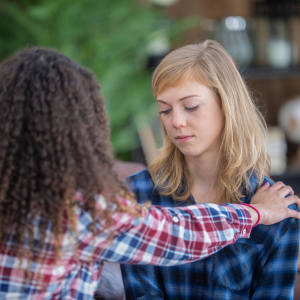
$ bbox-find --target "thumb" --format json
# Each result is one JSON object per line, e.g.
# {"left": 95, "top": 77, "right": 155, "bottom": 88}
{"left": 256, "top": 182, "right": 270, "bottom": 194}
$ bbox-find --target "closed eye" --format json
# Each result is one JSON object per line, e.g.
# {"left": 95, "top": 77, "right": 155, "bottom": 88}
{"left": 185, "top": 105, "right": 199, "bottom": 112}
{"left": 159, "top": 109, "right": 171, "bottom": 115}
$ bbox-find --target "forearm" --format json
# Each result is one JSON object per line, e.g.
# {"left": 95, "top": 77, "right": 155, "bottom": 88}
{"left": 94, "top": 197, "right": 253, "bottom": 265}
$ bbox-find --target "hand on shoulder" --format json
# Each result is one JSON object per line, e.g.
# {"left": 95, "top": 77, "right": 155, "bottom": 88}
{"left": 248, "top": 181, "right": 300, "bottom": 225}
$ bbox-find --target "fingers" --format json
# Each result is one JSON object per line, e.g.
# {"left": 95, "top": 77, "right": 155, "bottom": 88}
{"left": 256, "top": 182, "right": 269, "bottom": 194}
{"left": 286, "top": 195, "right": 300, "bottom": 207}
{"left": 284, "top": 196, "right": 300, "bottom": 221}
{"left": 278, "top": 186, "right": 294, "bottom": 197}
{"left": 270, "top": 181, "right": 294, "bottom": 196}
{"left": 270, "top": 181, "right": 285, "bottom": 191}
{"left": 288, "top": 209, "right": 300, "bottom": 220}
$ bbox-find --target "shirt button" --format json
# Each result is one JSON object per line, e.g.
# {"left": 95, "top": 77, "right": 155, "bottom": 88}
{"left": 243, "top": 229, "right": 247, "bottom": 235}
{"left": 173, "top": 216, "right": 179, "bottom": 223}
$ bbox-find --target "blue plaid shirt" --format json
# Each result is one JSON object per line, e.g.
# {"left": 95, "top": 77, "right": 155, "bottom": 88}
{"left": 121, "top": 169, "right": 300, "bottom": 300}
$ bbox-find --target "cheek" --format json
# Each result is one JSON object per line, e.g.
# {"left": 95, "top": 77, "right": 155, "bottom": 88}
{"left": 193, "top": 111, "right": 223, "bottom": 138}
{"left": 190, "top": 113, "right": 207, "bottom": 130}
{"left": 209, "top": 115, "right": 224, "bottom": 141}
{"left": 215, "top": 111, "right": 225, "bottom": 132}
{"left": 161, "top": 117, "right": 171, "bottom": 132}
{"left": 161, "top": 118, "right": 173, "bottom": 139}
{"left": 206, "top": 106, "right": 224, "bottom": 129}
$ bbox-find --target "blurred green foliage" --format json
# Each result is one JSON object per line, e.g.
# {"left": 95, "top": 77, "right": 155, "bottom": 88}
{"left": 0, "top": 0, "right": 196, "bottom": 159}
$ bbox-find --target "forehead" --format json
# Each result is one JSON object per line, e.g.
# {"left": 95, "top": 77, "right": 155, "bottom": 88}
{"left": 157, "top": 79, "right": 209, "bottom": 98}
{"left": 155, "top": 68, "right": 206, "bottom": 97}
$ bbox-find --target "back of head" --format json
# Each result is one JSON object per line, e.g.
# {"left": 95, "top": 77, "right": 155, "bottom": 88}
{"left": 0, "top": 47, "right": 127, "bottom": 259}
{"left": 150, "top": 40, "right": 270, "bottom": 203}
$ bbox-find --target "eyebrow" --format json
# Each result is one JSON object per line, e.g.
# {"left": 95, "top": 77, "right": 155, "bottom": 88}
{"left": 157, "top": 95, "right": 201, "bottom": 104}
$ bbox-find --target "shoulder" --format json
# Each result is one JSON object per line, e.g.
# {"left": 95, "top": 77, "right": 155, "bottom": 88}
{"left": 245, "top": 174, "right": 300, "bottom": 245}
{"left": 245, "top": 174, "right": 299, "bottom": 215}
{"left": 246, "top": 174, "right": 299, "bottom": 213}
{"left": 124, "top": 168, "right": 156, "bottom": 204}
{"left": 124, "top": 169, "right": 176, "bottom": 207}
{"left": 125, "top": 168, "right": 154, "bottom": 190}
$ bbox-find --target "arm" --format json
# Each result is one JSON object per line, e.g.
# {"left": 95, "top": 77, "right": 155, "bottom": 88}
{"left": 77, "top": 181, "right": 299, "bottom": 266}
{"left": 95, "top": 182, "right": 299, "bottom": 265}
{"left": 91, "top": 196, "right": 253, "bottom": 265}
{"left": 251, "top": 216, "right": 300, "bottom": 300}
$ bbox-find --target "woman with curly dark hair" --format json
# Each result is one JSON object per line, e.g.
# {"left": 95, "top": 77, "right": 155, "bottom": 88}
{"left": 0, "top": 47, "right": 298, "bottom": 299}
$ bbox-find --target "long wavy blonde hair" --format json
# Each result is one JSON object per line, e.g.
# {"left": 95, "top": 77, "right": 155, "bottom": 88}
{"left": 149, "top": 40, "right": 270, "bottom": 204}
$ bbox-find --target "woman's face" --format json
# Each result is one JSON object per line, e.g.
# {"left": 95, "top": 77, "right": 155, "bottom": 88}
{"left": 157, "top": 80, "right": 224, "bottom": 159}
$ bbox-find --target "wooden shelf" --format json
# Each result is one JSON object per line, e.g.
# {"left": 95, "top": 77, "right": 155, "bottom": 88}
{"left": 241, "top": 67, "right": 300, "bottom": 80}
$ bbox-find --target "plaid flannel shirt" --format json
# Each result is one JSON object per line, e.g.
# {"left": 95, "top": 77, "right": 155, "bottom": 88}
{"left": 121, "top": 169, "right": 300, "bottom": 300}
{"left": 0, "top": 188, "right": 252, "bottom": 299}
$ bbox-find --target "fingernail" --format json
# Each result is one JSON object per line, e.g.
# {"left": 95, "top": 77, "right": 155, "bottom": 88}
{"left": 264, "top": 182, "right": 268, "bottom": 186}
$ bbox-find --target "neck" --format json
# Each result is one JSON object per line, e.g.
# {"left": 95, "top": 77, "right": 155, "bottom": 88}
{"left": 185, "top": 151, "right": 220, "bottom": 203}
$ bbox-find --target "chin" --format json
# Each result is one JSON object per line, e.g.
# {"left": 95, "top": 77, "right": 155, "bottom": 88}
{"left": 179, "top": 149, "right": 203, "bottom": 158}
{"left": 178, "top": 144, "right": 209, "bottom": 157}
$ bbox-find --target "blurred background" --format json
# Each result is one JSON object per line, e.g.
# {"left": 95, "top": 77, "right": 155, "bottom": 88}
{"left": 0, "top": 0, "right": 196, "bottom": 164}
{"left": 2, "top": 0, "right": 300, "bottom": 299}
{"left": 3, "top": 0, "right": 300, "bottom": 183}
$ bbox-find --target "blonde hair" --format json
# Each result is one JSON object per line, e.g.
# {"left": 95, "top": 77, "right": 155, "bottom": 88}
{"left": 149, "top": 40, "right": 270, "bottom": 204}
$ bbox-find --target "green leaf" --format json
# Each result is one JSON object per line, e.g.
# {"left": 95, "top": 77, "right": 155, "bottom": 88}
{"left": 0, "top": 0, "right": 197, "bottom": 158}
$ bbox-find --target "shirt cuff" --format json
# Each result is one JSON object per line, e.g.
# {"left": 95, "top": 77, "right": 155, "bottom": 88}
{"left": 224, "top": 203, "right": 253, "bottom": 239}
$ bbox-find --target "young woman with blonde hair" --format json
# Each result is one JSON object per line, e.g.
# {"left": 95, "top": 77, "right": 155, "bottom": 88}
{"left": 121, "top": 40, "right": 300, "bottom": 300}
{"left": 0, "top": 46, "right": 297, "bottom": 299}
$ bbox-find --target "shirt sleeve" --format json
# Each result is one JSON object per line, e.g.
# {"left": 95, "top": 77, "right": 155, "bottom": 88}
{"left": 250, "top": 217, "right": 300, "bottom": 300}
{"left": 89, "top": 196, "right": 253, "bottom": 265}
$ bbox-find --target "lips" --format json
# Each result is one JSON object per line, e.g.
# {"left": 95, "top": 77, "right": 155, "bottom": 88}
{"left": 175, "top": 135, "right": 193, "bottom": 142}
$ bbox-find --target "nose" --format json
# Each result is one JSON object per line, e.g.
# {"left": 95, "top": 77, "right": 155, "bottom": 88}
{"left": 171, "top": 109, "right": 187, "bottom": 129}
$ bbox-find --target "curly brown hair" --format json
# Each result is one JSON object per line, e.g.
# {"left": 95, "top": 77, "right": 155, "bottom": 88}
{"left": 0, "top": 47, "right": 133, "bottom": 264}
